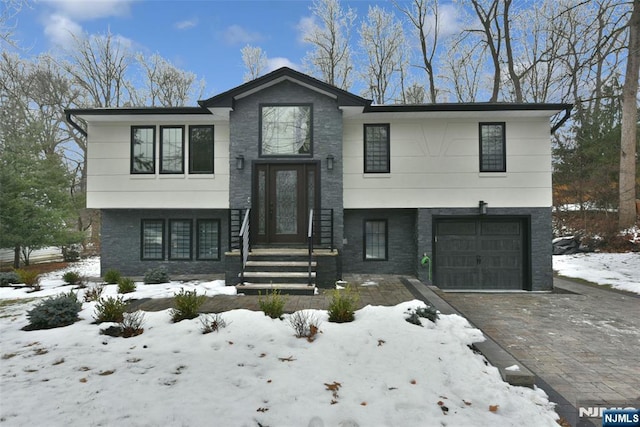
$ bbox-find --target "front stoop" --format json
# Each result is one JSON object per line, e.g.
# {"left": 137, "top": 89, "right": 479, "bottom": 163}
{"left": 235, "top": 248, "right": 317, "bottom": 295}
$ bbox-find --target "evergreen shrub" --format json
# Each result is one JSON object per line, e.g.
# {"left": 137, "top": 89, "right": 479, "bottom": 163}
{"left": 117, "top": 277, "right": 136, "bottom": 294}
{"left": 327, "top": 285, "right": 359, "bottom": 323}
{"left": 170, "top": 289, "right": 206, "bottom": 322}
{"left": 143, "top": 266, "right": 170, "bottom": 284}
{"left": 103, "top": 269, "right": 121, "bottom": 284}
{"left": 25, "top": 291, "right": 82, "bottom": 330}
{"left": 94, "top": 296, "right": 128, "bottom": 323}
{"left": 258, "top": 289, "right": 287, "bottom": 319}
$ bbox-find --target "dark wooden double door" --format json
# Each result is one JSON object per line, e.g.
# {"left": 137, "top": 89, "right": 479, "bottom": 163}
{"left": 253, "top": 163, "right": 318, "bottom": 245}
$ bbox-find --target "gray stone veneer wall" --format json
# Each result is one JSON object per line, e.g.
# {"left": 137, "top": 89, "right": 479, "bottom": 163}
{"left": 228, "top": 80, "right": 344, "bottom": 249}
{"left": 342, "top": 209, "right": 417, "bottom": 276}
{"left": 415, "top": 207, "right": 553, "bottom": 291}
{"left": 101, "top": 209, "right": 229, "bottom": 277}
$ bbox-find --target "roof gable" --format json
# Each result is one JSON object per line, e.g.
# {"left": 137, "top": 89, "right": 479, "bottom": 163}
{"left": 198, "top": 67, "right": 371, "bottom": 109}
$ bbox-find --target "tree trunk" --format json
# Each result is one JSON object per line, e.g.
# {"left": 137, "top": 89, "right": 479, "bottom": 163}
{"left": 13, "top": 245, "right": 20, "bottom": 269}
{"left": 618, "top": 0, "right": 640, "bottom": 229}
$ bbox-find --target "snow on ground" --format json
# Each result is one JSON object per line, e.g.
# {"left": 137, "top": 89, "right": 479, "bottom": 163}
{"left": 0, "top": 258, "right": 559, "bottom": 426}
{"left": 553, "top": 252, "right": 640, "bottom": 295}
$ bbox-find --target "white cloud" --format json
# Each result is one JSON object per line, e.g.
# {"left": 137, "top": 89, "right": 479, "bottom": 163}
{"left": 43, "top": 13, "right": 84, "bottom": 46}
{"left": 296, "top": 15, "right": 316, "bottom": 43}
{"left": 223, "top": 24, "right": 263, "bottom": 45}
{"left": 44, "top": 0, "right": 132, "bottom": 21}
{"left": 266, "top": 57, "right": 298, "bottom": 72}
{"left": 429, "top": 3, "right": 463, "bottom": 39}
{"left": 175, "top": 19, "right": 198, "bottom": 30}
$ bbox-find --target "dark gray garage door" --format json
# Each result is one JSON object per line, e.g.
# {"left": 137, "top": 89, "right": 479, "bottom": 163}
{"left": 435, "top": 218, "right": 525, "bottom": 290}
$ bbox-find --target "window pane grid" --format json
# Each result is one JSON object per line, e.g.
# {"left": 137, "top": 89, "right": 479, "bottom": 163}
{"left": 480, "top": 124, "right": 505, "bottom": 172}
{"left": 197, "top": 220, "right": 219, "bottom": 260}
{"left": 142, "top": 220, "right": 163, "bottom": 260}
{"left": 365, "top": 220, "right": 387, "bottom": 260}
{"left": 161, "top": 127, "right": 184, "bottom": 173}
{"left": 364, "top": 125, "right": 390, "bottom": 173}
{"left": 261, "top": 106, "right": 311, "bottom": 155}
{"left": 132, "top": 127, "right": 155, "bottom": 173}
{"left": 189, "top": 126, "right": 214, "bottom": 174}
{"left": 170, "top": 220, "right": 191, "bottom": 260}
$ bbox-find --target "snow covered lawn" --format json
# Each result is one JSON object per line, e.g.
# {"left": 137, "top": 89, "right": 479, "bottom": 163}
{"left": 0, "top": 258, "right": 559, "bottom": 426}
{"left": 553, "top": 252, "right": 640, "bottom": 295}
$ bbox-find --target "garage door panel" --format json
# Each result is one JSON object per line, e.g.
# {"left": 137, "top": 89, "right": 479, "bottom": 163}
{"left": 435, "top": 218, "right": 525, "bottom": 290}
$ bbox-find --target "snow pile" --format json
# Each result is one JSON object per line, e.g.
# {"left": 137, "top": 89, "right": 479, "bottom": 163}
{"left": 553, "top": 252, "right": 640, "bottom": 295}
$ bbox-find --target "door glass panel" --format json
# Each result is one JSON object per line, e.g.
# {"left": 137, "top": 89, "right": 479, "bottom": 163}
{"left": 258, "top": 169, "right": 266, "bottom": 235}
{"left": 275, "top": 170, "right": 297, "bottom": 234}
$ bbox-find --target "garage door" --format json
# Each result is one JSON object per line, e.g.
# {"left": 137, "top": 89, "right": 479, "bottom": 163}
{"left": 435, "top": 218, "right": 526, "bottom": 290}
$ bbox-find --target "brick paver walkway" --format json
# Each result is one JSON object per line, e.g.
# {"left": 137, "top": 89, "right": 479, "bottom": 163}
{"left": 436, "top": 277, "right": 640, "bottom": 425}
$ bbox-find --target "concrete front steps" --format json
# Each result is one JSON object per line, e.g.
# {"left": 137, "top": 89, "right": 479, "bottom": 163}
{"left": 235, "top": 248, "right": 317, "bottom": 295}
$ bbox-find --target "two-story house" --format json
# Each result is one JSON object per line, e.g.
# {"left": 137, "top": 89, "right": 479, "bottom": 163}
{"left": 66, "top": 67, "right": 571, "bottom": 293}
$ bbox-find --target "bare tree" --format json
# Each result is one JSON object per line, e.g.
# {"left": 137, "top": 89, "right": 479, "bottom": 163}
{"left": 618, "top": 0, "right": 640, "bottom": 228}
{"left": 133, "top": 53, "right": 204, "bottom": 106}
{"left": 358, "top": 5, "right": 405, "bottom": 104}
{"left": 402, "top": 81, "right": 426, "bottom": 104}
{"left": 395, "top": 0, "right": 440, "bottom": 103}
{"left": 440, "top": 35, "right": 485, "bottom": 102}
{"left": 241, "top": 45, "right": 268, "bottom": 82}
{"left": 1, "top": 0, "right": 27, "bottom": 47}
{"left": 302, "top": 0, "right": 356, "bottom": 90}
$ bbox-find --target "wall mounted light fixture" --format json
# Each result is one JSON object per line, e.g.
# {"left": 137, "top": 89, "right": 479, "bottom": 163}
{"left": 479, "top": 200, "right": 488, "bottom": 215}
{"left": 236, "top": 155, "right": 245, "bottom": 170}
{"left": 326, "top": 154, "right": 335, "bottom": 171}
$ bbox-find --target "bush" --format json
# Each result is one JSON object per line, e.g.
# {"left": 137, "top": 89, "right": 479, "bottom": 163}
{"left": 405, "top": 305, "right": 439, "bottom": 326}
{"left": 200, "top": 313, "right": 228, "bottom": 334}
{"left": 121, "top": 311, "right": 145, "bottom": 338}
{"left": 15, "top": 269, "right": 40, "bottom": 289}
{"left": 288, "top": 310, "right": 321, "bottom": 341}
{"left": 117, "top": 277, "right": 136, "bottom": 294}
{"left": 94, "top": 296, "right": 128, "bottom": 323}
{"left": 25, "top": 291, "right": 82, "bottom": 330}
{"left": 143, "top": 266, "right": 170, "bottom": 284}
{"left": 327, "top": 285, "right": 359, "bottom": 323}
{"left": 62, "top": 271, "right": 85, "bottom": 287}
{"left": 170, "top": 289, "right": 206, "bottom": 322}
{"left": 103, "top": 269, "right": 121, "bottom": 284}
{"left": 0, "top": 272, "right": 20, "bottom": 287}
{"left": 258, "top": 289, "right": 287, "bottom": 319}
{"left": 84, "top": 284, "right": 104, "bottom": 302}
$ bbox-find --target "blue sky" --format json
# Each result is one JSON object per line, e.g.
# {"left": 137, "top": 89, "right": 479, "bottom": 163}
{"left": 12, "top": 0, "right": 461, "bottom": 100}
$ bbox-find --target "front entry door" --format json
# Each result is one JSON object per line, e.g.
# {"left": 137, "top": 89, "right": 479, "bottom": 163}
{"left": 254, "top": 163, "right": 317, "bottom": 244}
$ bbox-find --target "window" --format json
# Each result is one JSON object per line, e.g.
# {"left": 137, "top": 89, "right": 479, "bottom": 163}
{"left": 261, "top": 105, "right": 312, "bottom": 156}
{"left": 479, "top": 123, "right": 506, "bottom": 172}
{"left": 364, "top": 219, "right": 387, "bottom": 260}
{"left": 169, "top": 219, "right": 192, "bottom": 260}
{"left": 197, "top": 219, "right": 220, "bottom": 260}
{"left": 189, "top": 125, "right": 214, "bottom": 174}
{"left": 364, "top": 124, "right": 390, "bottom": 173}
{"left": 160, "top": 126, "right": 184, "bottom": 174}
{"left": 131, "top": 126, "right": 156, "bottom": 174}
{"left": 141, "top": 219, "right": 164, "bottom": 260}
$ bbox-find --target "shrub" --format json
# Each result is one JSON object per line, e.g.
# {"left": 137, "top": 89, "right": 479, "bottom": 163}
{"left": 121, "top": 311, "right": 145, "bottom": 338}
{"left": 200, "top": 313, "right": 228, "bottom": 334}
{"left": 0, "top": 272, "right": 20, "bottom": 287}
{"left": 405, "top": 305, "right": 439, "bottom": 326}
{"left": 327, "top": 285, "right": 359, "bottom": 323}
{"left": 117, "top": 277, "right": 136, "bottom": 294}
{"left": 170, "top": 289, "right": 206, "bottom": 322}
{"left": 62, "top": 271, "right": 84, "bottom": 287}
{"left": 94, "top": 296, "right": 128, "bottom": 323}
{"left": 143, "top": 266, "right": 170, "bottom": 284}
{"left": 258, "top": 289, "right": 287, "bottom": 319}
{"left": 25, "top": 291, "right": 82, "bottom": 330}
{"left": 84, "top": 284, "right": 104, "bottom": 302}
{"left": 15, "top": 269, "right": 40, "bottom": 289}
{"left": 288, "top": 310, "right": 321, "bottom": 341}
{"left": 103, "top": 269, "right": 121, "bottom": 284}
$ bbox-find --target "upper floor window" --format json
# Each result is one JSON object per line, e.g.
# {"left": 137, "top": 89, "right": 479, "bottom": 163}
{"left": 364, "top": 124, "right": 390, "bottom": 173}
{"left": 189, "top": 125, "right": 214, "bottom": 174}
{"left": 160, "top": 126, "right": 184, "bottom": 174}
{"left": 479, "top": 123, "right": 506, "bottom": 172}
{"left": 260, "top": 105, "right": 312, "bottom": 156}
{"left": 131, "top": 126, "right": 155, "bottom": 174}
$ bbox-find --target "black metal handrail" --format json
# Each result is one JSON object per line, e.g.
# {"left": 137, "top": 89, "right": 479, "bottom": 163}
{"left": 312, "top": 208, "right": 334, "bottom": 251}
{"left": 308, "top": 209, "right": 314, "bottom": 286}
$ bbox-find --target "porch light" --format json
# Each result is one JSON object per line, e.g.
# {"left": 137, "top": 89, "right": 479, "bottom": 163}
{"left": 479, "top": 200, "right": 488, "bottom": 215}
{"left": 236, "top": 155, "right": 245, "bottom": 170}
{"left": 326, "top": 155, "right": 334, "bottom": 171}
